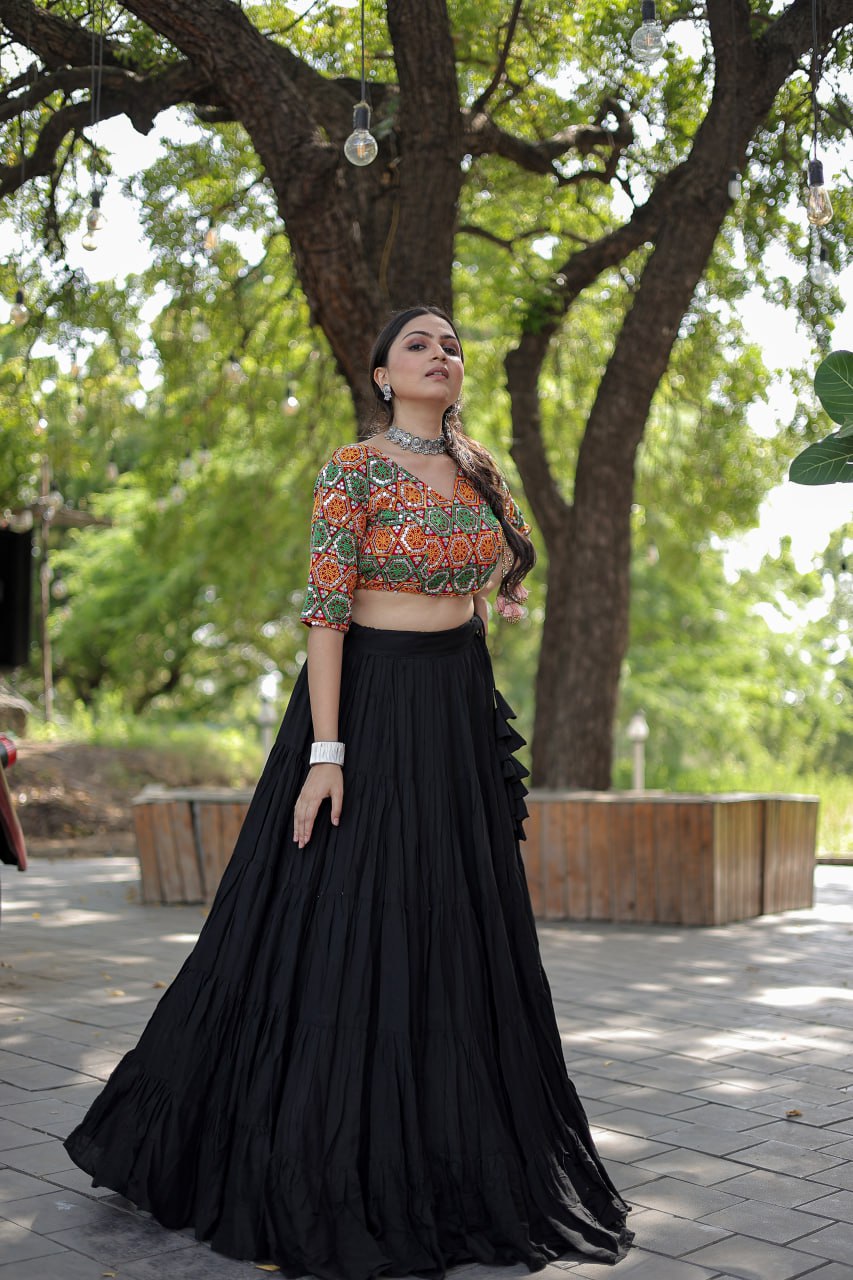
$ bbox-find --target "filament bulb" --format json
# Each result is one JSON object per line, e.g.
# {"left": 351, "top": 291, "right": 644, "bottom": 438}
{"left": 82, "top": 190, "right": 106, "bottom": 251}
{"left": 630, "top": 1, "right": 665, "bottom": 65}
{"left": 344, "top": 102, "right": 379, "bottom": 167}
{"left": 806, "top": 159, "right": 833, "bottom": 227}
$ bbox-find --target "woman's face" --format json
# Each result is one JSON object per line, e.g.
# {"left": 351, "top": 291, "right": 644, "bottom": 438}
{"left": 374, "top": 315, "right": 464, "bottom": 411}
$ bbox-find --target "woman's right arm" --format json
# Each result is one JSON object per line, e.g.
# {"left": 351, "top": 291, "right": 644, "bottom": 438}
{"left": 293, "top": 625, "right": 346, "bottom": 849}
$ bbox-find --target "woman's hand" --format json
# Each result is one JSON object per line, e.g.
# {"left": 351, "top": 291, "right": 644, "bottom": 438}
{"left": 293, "top": 763, "right": 343, "bottom": 849}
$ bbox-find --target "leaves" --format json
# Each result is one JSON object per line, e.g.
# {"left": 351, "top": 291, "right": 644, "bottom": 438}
{"left": 789, "top": 434, "right": 853, "bottom": 486}
{"left": 815, "top": 350, "right": 853, "bottom": 426}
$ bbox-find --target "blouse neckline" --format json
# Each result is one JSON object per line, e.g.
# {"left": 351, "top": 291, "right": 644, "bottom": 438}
{"left": 362, "top": 442, "right": 462, "bottom": 506}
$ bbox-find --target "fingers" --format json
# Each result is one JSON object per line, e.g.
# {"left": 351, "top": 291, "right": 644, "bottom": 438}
{"left": 293, "top": 779, "right": 344, "bottom": 849}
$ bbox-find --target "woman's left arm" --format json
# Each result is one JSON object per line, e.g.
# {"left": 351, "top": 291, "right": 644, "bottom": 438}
{"left": 473, "top": 566, "right": 501, "bottom": 634}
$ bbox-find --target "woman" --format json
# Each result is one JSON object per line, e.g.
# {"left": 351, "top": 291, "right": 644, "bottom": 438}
{"left": 64, "top": 306, "right": 633, "bottom": 1277}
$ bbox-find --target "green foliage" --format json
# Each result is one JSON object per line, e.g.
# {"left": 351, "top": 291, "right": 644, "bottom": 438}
{"left": 1, "top": 1, "right": 850, "bottom": 796}
{"left": 790, "top": 351, "right": 853, "bottom": 484}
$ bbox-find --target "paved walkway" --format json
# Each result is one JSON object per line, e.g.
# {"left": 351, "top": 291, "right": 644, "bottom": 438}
{"left": 2, "top": 857, "right": 853, "bottom": 1280}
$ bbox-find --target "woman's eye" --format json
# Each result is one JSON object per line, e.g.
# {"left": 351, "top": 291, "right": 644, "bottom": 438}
{"left": 407, "top": 342, "right": 425, "bottom": 351}
{"left": 443, "top": 345, "right": 460, "bottom": 356}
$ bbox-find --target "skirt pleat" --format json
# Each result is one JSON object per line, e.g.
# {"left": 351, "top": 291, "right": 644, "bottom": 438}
{"left": 64, "top": 614, "right": 633, "bottom": 1278}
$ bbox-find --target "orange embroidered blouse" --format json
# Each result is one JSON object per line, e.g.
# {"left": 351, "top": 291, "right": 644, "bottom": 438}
{"left": 299, "top": 442, "right": 531, "bottom": 632}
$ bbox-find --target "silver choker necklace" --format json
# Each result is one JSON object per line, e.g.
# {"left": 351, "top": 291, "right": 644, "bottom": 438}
{"left": 385, "top": 425, "right": 447, "bottom": 455}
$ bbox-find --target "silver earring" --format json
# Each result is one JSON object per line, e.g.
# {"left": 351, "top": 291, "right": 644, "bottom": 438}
{"left": 382, "top": 384, "right": 393, "bottom": 402}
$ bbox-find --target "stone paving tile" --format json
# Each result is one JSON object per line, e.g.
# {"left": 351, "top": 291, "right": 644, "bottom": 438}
{"left": 0, "top": 1097, "right": 88, "bottom": 1139}
{"left": 653, "top": 1124, "right": 770, "bottom": 1158}
{"left": 628, "top": 1175, "right": 747, "bottom": 1218}
{"left": 45, "top": 1213, "right": 195, "bottom": 1265}
{"left": 0, "top": 1165, "right": 53, "bottom": 1202}
{"left": 809, "top": 1163, "right": 853, "bottom": 1192}
{"left": 797, "top": 1266, "right": 853, "bottom": 1280}
{"left": 591, "top": 1085, "right": 707, "bottom": 1117}
{"left": 0, "top": 1249, "right": 122, "bottom": 1278}
{"left": 700, "top": 1200, "right": 834, "bottom": 1245}
{"left": 0, "top": 1187, "right": 119, "bottom": 1233}
{"left": 1, "top": 1138, "right": 77, "bottom": 1174}
{"left": 793, "top": 1218, "right": 853, "bottom": 1262}
{"left": 0, "top": 1116, "right": 50, "bottom": 1150}
{"left": 736, "top": 1120, "right": 851, "bottom": 1151}
{"left": 713, "top": 1167, "right": 842, "bottom": 1209}
{"left": 720, "top": 1140, "right": 844, "bottom": 1177}
{"left": 611, "top": 1205, "right": 731, "bottom": 1257}
{"left": 568, "top": 1247, "right": 721, "bottom": 1278}
{"left": 669, "top": 1102, "right": 788, "bottom": 1133}
{"left": 121, "top": 1241, "right": 272, "bottom": 1278}
{"left": 0, "top": 1216, "right": 67, "bottom": 1264}
{"left": 634, "top": 1147, "right": 752, "bottom": 1187}
{"left": 800, "top": 1188, "right": 853, "bottom": 1224}
{"left": 683, "top": 1235, "right": 828, "bottom": 1279}
{"left": 585, "top": 1107, "right": 694, "bottom": 1139}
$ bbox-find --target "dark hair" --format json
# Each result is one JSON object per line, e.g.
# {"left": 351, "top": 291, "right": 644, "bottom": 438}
{"left": 365, "top": 306, "right": 535, "bottom": 603}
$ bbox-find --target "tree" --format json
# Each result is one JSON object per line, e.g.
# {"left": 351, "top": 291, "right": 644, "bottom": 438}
{"left": 1, "top": 0, "right": 850, "bottom": 786}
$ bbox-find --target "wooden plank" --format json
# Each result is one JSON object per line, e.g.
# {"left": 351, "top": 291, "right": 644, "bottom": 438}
{"left": 168, "top": 798, "right": 204, "bottom": 903}
{"left": 132, "top": 803, "right": 162, "bottom": 904}
{"left": 680, "top": 803, "right": 713, "bottom": 925}
{"left": 154, "top": 801, "right": 187, "bottom": 904}
{"left": 543, "top": 799, "right": 568, "bottom": 919}
{"left": 764, "top": 798, "right": 816, "bottom": 913}
{"left": 715, "top": 801, "right": 762, "bottom": 923}
{"left": 521, "top": 799, "right": 543, "bottom": 916}
{"left": 632, "top": 802, "right": 656, "bottom": 923}
{"left": 610, "top": 802, "right": 637, "bottom": 923}
{"left": 196, "top": 801, "right": 224, "bottom": 901}
{"left": 653, "top": 803, "right": 681, "bottom": 924}
{"left": 564, "top": 800, "right": 590, "bottom": 921}
{"left": 587, "top": 802, "right": 612, "bottom": 921}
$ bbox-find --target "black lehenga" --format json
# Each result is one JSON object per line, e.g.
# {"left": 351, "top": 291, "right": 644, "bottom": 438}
{"left": 64, "top": 614, "right": 633, "bottom": 1278}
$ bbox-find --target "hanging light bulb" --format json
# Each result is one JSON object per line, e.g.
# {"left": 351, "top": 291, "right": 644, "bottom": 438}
{"left": 811, "top": 245, "right": 832, "bottom": 286}
{"left": 806, "top": 159, "right": 833, "bottom": 226}
{"left": 344, "top": 2, "right": 378, "bottom": 167}
{"left": 225, "top": 354, "right": 247, "bottom": 386}
{"left": 344, "top": 102, "right": 379, "bottom": 166}
{"left": 630, "top": 0, "right": 665, "bottom": 65}
{"left": 282, "top": 385, "right": 300, "bottom": 415}
{"left": 204, "top": 226, "right": 218, "bottom": 253}
{"left": 10, "top": 289, "right": 29, "bottom": 326}
{"left": 728, "top": 169, "right": 742, "bottom": 199}
{"left": 105, "top": 460, "right": 120, "bottom": 482}
{"left": 82, "top": 190, "right": 106, "bottom": 251}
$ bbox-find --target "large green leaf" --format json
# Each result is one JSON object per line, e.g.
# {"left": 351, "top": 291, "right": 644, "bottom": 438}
{"left": 789, "top": 433, "right": 853, "bottom": 485}
{"left": 814, "top": 350, "right": 853, "bottom": 425}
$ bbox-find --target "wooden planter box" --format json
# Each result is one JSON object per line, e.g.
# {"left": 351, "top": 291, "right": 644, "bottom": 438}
{"left": 132, "top": 786, "right": 818, "bottom": 925}
{"left": 131, "top": 787, "right": 253, "bottom": 904}
{"left": 522, "top": 791, "right": 819, "bottom": 925}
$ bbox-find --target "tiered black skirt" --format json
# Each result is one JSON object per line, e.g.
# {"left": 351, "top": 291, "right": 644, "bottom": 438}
{"left": 64, "top": 614, "right": 633, "bottom": 1278}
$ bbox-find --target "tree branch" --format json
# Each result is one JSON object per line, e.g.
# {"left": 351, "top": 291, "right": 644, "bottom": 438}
{"left": 470, "top": 0, "right": 524, "bottom": 115}
{"left": 0, "top": 62, "right": 218, "bottom": 197}
{"left": 462, "top": 104, "right": 634, "bottom": 183}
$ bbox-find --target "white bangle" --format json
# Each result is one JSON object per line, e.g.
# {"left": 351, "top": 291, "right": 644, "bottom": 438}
{"left": 310, "top": 740, "right": 345, "bottom": 766}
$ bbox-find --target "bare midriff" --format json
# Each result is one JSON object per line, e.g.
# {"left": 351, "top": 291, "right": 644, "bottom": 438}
{"left": 351, "top": 586, "right": 476, "bottom": 632}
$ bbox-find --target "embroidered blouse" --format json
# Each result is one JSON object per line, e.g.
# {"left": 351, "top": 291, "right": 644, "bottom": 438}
{"left": 299, "top": 442, "right": 531, "bottom": 632}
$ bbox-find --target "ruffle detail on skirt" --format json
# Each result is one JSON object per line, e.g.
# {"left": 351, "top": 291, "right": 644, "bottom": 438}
{"left": 493, "top": 687, "right": 530, "bottom": 844}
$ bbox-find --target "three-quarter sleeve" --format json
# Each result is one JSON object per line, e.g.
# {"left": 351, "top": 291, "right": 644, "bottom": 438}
{"left": 299, "top": 452, "right": 369, "bottom": 633}
{"left": 499, "top": 475, "right": 531, "bottom": 538}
